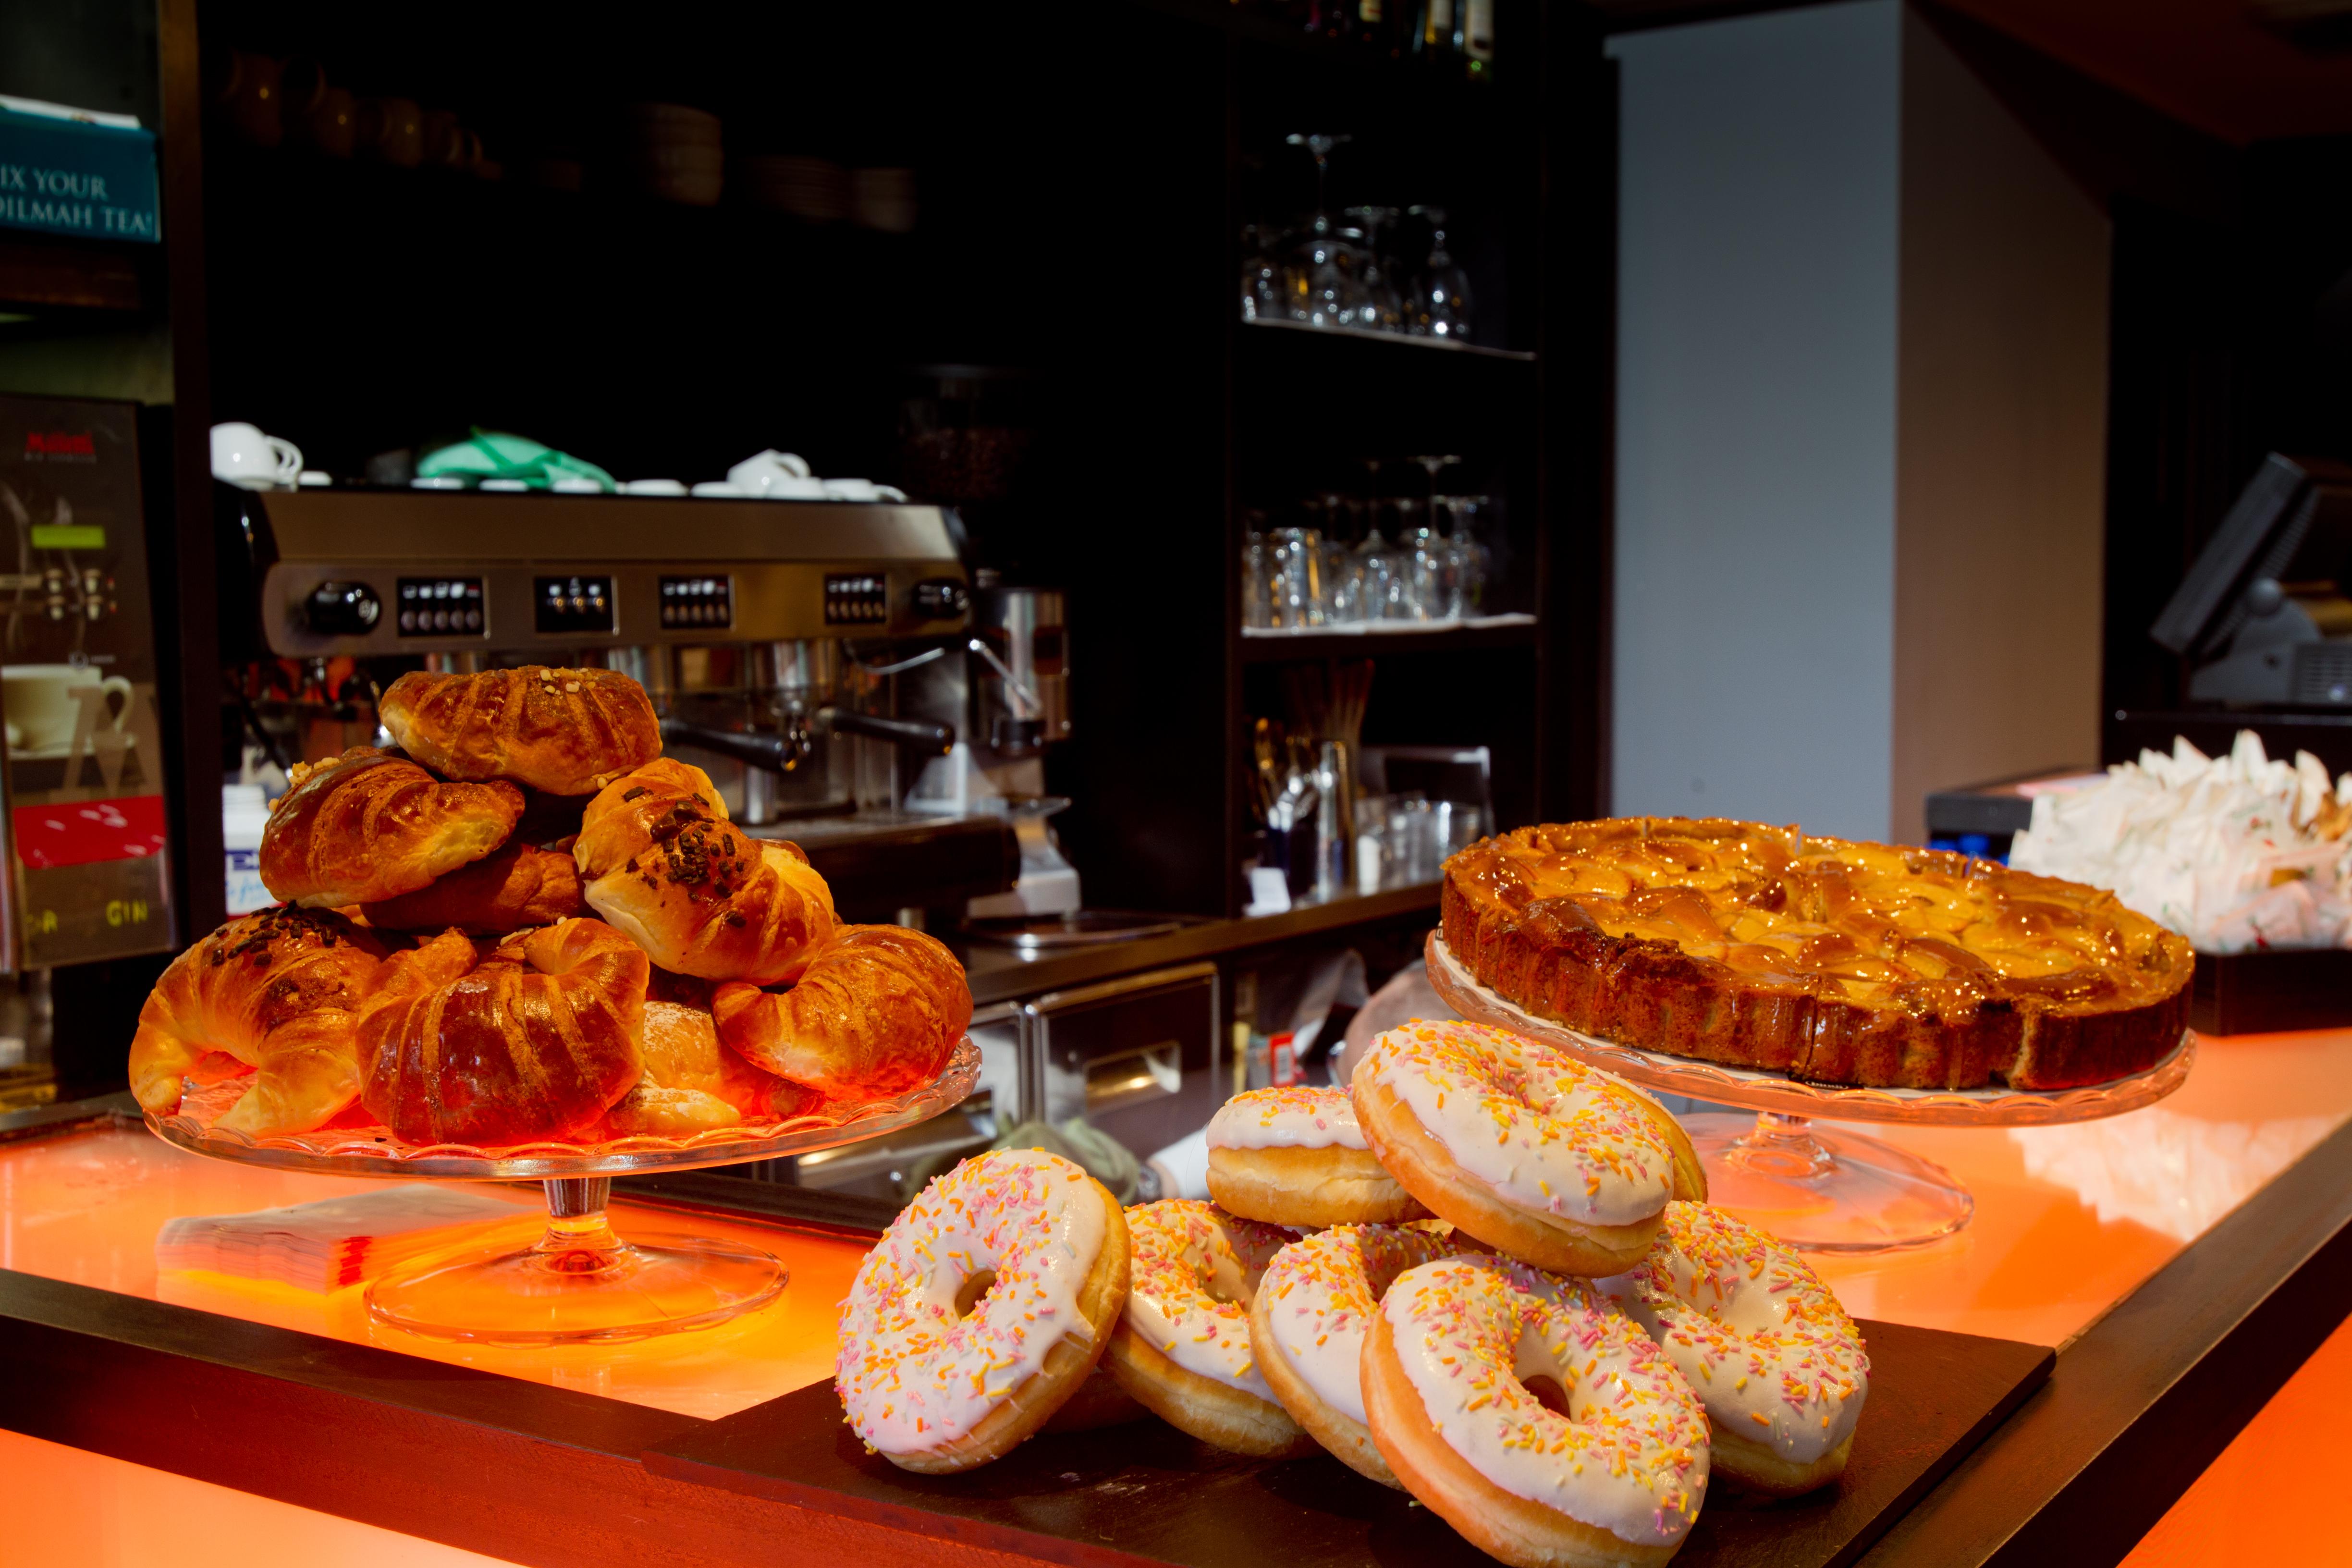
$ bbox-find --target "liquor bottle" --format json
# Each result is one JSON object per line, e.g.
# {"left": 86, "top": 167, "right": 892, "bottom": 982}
{"left": 1463, "top": 0, "right": 1494, "bottom": 79}
{"left": 1358, "top": 0, "right": 1401, "bottom": 57}
{"left": 1422, "top": 0, "right": 1463, "bottom": 70}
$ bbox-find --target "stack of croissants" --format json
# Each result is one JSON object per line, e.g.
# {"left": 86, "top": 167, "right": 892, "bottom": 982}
{"left": 127, "top": 665, "right": 974, "bottom": 1147}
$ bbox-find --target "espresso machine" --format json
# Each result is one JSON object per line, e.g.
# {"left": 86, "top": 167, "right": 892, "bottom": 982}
{"left": 901, "top": 572, "right": 1079, "bottom": 915}
{"left": 225, "top": 485, "right": 1021, "bottom": 919}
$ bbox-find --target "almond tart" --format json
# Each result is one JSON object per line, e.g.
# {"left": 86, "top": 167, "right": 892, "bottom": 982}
{"left": 1441, "top": 818, "right": 2193, "bottom": 1090}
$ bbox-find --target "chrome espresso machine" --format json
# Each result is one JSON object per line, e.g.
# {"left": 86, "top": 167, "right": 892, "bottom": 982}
{"left": 223, "top": 485, "right": 1021, "bottom": 919}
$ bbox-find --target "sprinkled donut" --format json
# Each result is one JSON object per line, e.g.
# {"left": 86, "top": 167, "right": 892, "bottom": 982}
{"left": 1365, "top": 1255, "right": 1710, "bottom": 1568}
{"left": 1352, "top": 1019, "right": 1704, "bottom": 1275}
{"left": 1601, "top": 1201, "right": 1869, "bottom": 1495}
{"left": 835, "top": 1149, "right": 1130, "bottom": 1473}
{"left": 1104, "top": 1200, "right": 1314, "bottom": 1457}
{"left": 1249, "top": 1223, "right": 1477, "bottom": 1485}
{"left": 1207, "top": 1085, "right": 1431, "bottom": 1229}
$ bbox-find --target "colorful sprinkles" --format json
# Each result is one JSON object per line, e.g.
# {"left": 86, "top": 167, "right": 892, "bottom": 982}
{"left": 1120, "top": 1200, "right": 1297, "bottom": 1397}
{"left": 1602, "top": 1201, "right": 1869, "bottom": 1465}
{"left": 834, "top": 1150, "right": 1108, "bottom": 1457}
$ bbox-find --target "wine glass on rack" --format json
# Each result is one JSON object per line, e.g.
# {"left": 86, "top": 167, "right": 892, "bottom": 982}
{"left": 1408, "top": 205, "right": 1474, "bottom": 341}
{"left": 1283, "top": 134, "right": 1371, "bottom": 329}
{"left": 1344, "top": 205, "right": 1407, "bottom": 333}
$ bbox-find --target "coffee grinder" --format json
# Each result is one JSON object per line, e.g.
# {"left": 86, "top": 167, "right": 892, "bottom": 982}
{"left": 902, "top": 571, "right": 1078, "bottom": 915}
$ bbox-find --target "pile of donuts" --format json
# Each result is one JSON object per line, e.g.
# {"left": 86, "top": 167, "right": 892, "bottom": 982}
{"left": 836, "top": 1017, "right": 1868, "bottom": 1568}
{"left": 127, "top": 665, "right": 972, "bottom": 1148}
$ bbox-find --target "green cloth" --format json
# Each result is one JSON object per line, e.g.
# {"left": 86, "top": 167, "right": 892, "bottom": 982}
{"left": 906, "top": 1117, "right": 1143, "bottom": 1203}
{"left": 415, "top": 429, "right": 615, "bottom": 490}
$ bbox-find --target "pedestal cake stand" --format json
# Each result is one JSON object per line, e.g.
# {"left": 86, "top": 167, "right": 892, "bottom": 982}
{"left": 1423, "top": 933, "right": 2193, "bottom": 1252}
{"left": 146, "top": 1036, "right": 980, "bottom": 1344}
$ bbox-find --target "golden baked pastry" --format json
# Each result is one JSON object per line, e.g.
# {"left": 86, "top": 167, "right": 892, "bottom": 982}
{"left": 360, "top": 842, "right": 587, "bottom": 933}
{"left": 603, "top": 998, "right": 822, "bottom": 1135}
{"left": 260, "top": 747, "right": 523, "bottom": 908}
{"left": 713, "top": 924, "right": 971, "bottom": 1096}
{"left": 127, "top": 907, "right": 389, "bottom": 1137}
{"left": 1442, "top": 818, "right": 2193, "bottom": 1090}
{"left": 356, "top": 917, "right": 649, "bottom": 1145}
{"left": 580, "top": 806, "right": 837, "bottom": 986}
{"left": 572, "top": 758, "right": 730, "bottom": 880}
{"left": 380, "top": 665, "right": 661, "bottom": 796}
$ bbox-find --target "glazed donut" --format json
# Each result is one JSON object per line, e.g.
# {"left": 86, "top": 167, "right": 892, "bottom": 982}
{"left": 1352, "top": 1020, "right": 1703, "bottom": 1275}
{"left": 1366, "top": 1255, "right": 1710, "bottom": 1568}
{"left": 1206, "top": 1086, "right": 1431, "bottom": 1229}
{"left": 1104, "top": 1200, "right": 1314, "bottom": 1457}
{"left": 1601, "top": 1201, "right": 1868, "bottom": 1496}
{"left": 1248, "top": 1223, "right": 1472, "bottom": 1485}
{"left": 836, "top": 1150, "right": 1130, "bottom": 1474}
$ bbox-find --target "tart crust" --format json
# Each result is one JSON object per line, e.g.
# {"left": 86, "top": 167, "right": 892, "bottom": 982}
{"left": 1441, "top": 818, "right": 2193, "bottom": 1091}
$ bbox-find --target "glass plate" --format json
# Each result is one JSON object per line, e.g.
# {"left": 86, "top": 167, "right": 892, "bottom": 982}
{"left": 1424, "top": 933, "right": 2193, "bottom": 1127}
{"left": 145, "top": 1035, "right": 982, "bottom": 1179}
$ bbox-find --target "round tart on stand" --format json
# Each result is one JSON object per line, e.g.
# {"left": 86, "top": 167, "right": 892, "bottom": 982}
{"left": 1432, "top": 818, "right": 2196, "bottom": 1251}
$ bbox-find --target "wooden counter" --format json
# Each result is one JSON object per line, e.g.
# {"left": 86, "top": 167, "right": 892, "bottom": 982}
{"left": 5, "top": 1025, "right": 2352, "bottom": 1567}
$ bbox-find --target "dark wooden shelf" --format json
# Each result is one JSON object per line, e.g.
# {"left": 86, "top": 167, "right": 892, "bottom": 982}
{"left": 1238, "top": 316, "right": 1536, "bottom": 363}
{"left": 1238, "top": 617, "right": 1538, "bottom": 662}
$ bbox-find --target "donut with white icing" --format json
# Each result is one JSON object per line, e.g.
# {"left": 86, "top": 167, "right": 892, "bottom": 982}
{"left": 1352, "top": 1019, "right": 1704, "bottom": 1275}
{"left": 835, "top": 1149, "right": 1130, "bottom": 1473}
{"left": 1249, "top": 1223, "right": 1478, "bottom": 1485}
{"left": 1103, "top": 1200, "right": 1315, "bottom": 1457}
{"left": 1601, "top": 1201, "right": 1869, "bottom": 1495}
{"left": 1365, "top": 1254, "right": 1710, "bottom": 1568}
{"left": 1207, "top": 1085, "right": 1432, "bottom": 1228}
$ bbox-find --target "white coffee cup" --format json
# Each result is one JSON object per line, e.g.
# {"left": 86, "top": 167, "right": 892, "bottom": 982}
{"left": 211, "top": 422, "right": 303, "bottom": 490}
{"left": 726, "top": 449, "right": 817, "bottom": 495}
{"left": 4, "top": 664, "right": 131, "bottom": 754}
{"left": 821, "top": 477, "right": 906, "bottom": 502}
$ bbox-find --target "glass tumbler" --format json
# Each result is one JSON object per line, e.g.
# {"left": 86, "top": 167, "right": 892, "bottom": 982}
{"left": 1270, "top": 526, "right": 1324, "bottom": 628}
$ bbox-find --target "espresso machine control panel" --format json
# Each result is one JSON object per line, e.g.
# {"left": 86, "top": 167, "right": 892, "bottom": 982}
{"left": 236, "top": 490, "right": 970, "bottom": 657}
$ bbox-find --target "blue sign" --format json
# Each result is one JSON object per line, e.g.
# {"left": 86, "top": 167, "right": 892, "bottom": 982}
{"left": 0, "top": 107, "right": 160, "bottom": 244}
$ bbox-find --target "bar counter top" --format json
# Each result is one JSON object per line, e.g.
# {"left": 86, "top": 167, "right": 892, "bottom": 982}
{"left": 7, "top": 1022, "right": 2352, "bottom": 1567}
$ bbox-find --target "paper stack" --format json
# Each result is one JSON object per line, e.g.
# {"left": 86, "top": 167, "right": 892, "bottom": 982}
{"left": 156, "top": 1185, "right": 529, "bottom": 1292}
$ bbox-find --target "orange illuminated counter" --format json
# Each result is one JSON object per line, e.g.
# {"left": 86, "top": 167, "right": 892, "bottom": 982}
{"left": 7, "top": 1027, "right": 2352, "bottom": 1568}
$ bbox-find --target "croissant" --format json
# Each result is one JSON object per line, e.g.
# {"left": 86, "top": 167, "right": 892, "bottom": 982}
{"left": 128, "top": 907, "right": 389, "bottom": 1137}
{"left": 261, "top": 747, "right": 522, "bottom": 908}
{"left": 582, "top": 811, "right": 837, "bottom": 986}
{"left": 712, "top": 924, "right": 971, "bottom": 1097}
{"left": 604, "top": 999, "right": 822, "bottom": 1135}
{"left": 380, "top": 666, "right": 662, "bottom": 796}
{"left": 361, "top": 843, "right": 587, "bottom": 934}
{"left": 357, "top": 917, "right": 649, "bottom": 1145}
{"left": 574, "top": 758, "right": 730, "bottom": 880}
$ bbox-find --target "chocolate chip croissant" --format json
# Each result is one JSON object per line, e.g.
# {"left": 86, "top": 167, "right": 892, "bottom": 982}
{"left": 575, "top": 760, "right": 837, "bottom": 985}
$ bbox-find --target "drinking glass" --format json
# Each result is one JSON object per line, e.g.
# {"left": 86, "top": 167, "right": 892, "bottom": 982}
{"left": 1270, "top": 525, "right": 1325, "bottom": 628}
{"left": 1242, "top": 519, "right": 1274, "bottom": 629}
{"left": 1239, "top": 223, "right": 1284, "bottom": 322}
{"left": 1445, "top": 495, "right": 1494, "bottom": 616}
{"left": 1408, "top": 205, "right": 1474, "bottom": 341}
{"left": 1357, "top": 515, "right": 1409, "bottom": 623}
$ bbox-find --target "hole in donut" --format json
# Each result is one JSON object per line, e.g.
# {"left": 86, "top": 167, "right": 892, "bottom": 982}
{"left": 953, "top": 1269, "right": 999, "bottom": 1319}
{"left": 1522, "top": 1375, "right": 1572, "bottom": 1418}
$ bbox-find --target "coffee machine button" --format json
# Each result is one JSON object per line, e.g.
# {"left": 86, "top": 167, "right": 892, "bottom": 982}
{"left": 913, "top": 578, "right": 969, "bottom": 620}
{"left": 306, "top": 580, "right": 382, "bottom": 637}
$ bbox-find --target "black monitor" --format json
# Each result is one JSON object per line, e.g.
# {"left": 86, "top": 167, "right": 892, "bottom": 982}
{"left": 2151, "top": 453, "right": 2352, "bottom": 662}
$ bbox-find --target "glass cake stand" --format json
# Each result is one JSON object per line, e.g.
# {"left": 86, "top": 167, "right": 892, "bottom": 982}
{"left": 146, "top": 1037, "right": 979, "bottom": 1344}
{"left": 1423, "top": 933, "right": 2194, "bottom": 1253}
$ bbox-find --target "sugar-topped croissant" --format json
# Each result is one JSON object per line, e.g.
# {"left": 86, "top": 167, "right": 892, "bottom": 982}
{"left": 128, "top": 907, "right": 389, "bottom": 1137}
{"left": 380, "top": 665, "right": 662, "bottom": 796}
{"left": 713, "top": 924, "right": 971, "bottom": 1097}
{"left": 357, "top": 917, "right": 649, "bottom": 1145}
{"left": 261, "top": 747, "right": 521, "bottom": 908}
